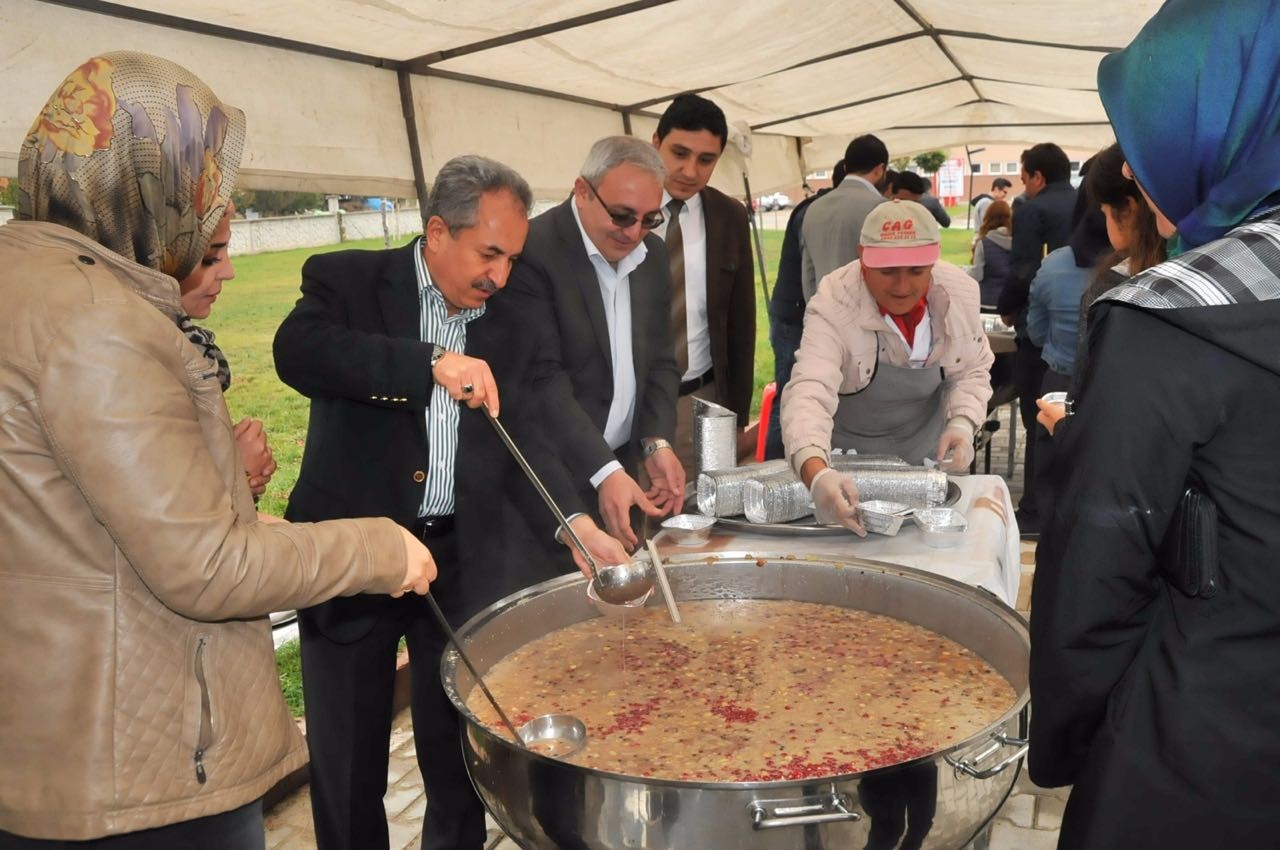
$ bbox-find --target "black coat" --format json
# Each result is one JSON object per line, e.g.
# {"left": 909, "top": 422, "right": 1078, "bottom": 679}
{"left": 273, "top": 241, "right": 583, "bottom": 637}
{"left": 998, "top": 180, "right": 1076, "bottom": 318}
{"left": 1029, "top": 297, "right": 1280, "bottom": 848}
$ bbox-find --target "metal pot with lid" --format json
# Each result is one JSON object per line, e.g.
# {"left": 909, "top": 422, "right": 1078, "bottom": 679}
{"left": 442, "top": 553, "right": 1029, "bottom": 849}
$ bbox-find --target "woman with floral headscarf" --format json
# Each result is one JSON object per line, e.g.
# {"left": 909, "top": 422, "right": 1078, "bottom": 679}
{"left": 1029, "top": 2, "right": 1280, "bottom": 847}
{"left": 0, "top": 52, "right": 437, "bottom": 848}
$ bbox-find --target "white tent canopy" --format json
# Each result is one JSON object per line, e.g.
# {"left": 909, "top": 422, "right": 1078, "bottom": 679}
{"left": 1, "top": 0, "right": 1162, "bottom": 200}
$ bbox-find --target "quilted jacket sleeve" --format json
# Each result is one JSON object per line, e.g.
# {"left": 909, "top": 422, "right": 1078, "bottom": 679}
{"left": 39, "top": 298, "right": 407, "bottom": 621}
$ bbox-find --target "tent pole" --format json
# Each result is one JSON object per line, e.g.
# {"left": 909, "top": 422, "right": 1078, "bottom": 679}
{"left": 622, "top": 110, "right": 633, "bottom": 135}
{"left": 397, "top": 69, "right": 431, "bottom": 219}
{"left": 743, "top": 173, "right": 770, "bottom": 304}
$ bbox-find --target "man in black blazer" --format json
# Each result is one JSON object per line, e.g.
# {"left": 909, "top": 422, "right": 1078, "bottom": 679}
{"left": 508, "top": 135, "right": 684, "bottom": 551}
{"left": 273, "top": 156, "right": 625, "bottom": 850}
{"left": 652, "top": 94, "right": 757, "bottom": 472}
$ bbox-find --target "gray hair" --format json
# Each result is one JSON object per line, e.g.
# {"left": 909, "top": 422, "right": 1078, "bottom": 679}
{"left": 580, "top": 136, "right": 667, "bottom": 185}
{"left": 424, "top": 155, "right": 533, "bottom": 233}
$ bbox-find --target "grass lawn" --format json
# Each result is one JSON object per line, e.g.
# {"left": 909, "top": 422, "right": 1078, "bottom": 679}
{"left": 209, "top": 224, "right": 975, "bottom": 518}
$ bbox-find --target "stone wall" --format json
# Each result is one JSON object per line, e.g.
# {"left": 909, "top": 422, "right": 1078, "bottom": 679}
{"left": 230, "top": 208, "right": 424, "bottom": 255}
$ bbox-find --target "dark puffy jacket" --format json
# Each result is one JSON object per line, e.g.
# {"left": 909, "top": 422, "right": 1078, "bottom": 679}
{"left": 979, "top": 235, "right": 1013, "bottom": 307}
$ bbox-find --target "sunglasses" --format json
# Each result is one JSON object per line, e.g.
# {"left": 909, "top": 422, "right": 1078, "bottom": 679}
{"left": 584, "top": 179, "right": 665, "bottom": 230}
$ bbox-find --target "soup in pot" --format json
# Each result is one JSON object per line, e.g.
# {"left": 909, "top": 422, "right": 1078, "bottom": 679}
{"left": 465, "top": 599, "right": 1016, "bottom": 782}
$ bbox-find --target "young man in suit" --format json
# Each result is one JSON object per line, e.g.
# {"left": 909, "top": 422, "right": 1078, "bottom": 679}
{"left": 273, "top": 156, "right": 625, "bottom": 850}
{"left": 508, "top": 136, "right": 684, "bottom": 551}
{"left": 651, "top": 94, "right": 757, "bottom": 472}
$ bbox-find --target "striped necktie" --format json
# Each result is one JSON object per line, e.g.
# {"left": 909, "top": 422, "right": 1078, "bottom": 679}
{"left": 666, "top": 198, "right": 688, "bottom": 375}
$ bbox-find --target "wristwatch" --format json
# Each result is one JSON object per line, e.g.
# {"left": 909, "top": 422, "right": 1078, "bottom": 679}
{"left": 429, "top": 344, "right": 447, "bottom": 369}
{"left": 642, "top": 438, "right": 673, "bottom": 458}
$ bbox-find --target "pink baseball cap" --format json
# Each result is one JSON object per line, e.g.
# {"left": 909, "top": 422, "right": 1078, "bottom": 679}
{"left": 859, "top": 200, "right": 941, "bottom": 268}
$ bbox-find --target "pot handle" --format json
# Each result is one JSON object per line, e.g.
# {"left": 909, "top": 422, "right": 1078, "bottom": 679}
{"left": 749, "top": 790, "right": 861, "bottom": 829}
{"left": 945, "top": 733, "right": 1028, "bottom": 779}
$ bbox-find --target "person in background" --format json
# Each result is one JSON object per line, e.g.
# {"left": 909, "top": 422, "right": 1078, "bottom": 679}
{"left": 881, "top": 168, "right": 899, "bottom": 199}
{"left": 968, "top": 199, "right": 1014, "bottom": 309}
{"left": 0, "top": 51, "right": 435, "bottom": 849}
{"left": 1033, "top": 145, "right": 1166, "bottom": 438}
{"left": 650, "top": 94, "right": 756, "bottom": 472}
{"left": 995, "top": 142, "right": 1076, "bottom": 535}
{"left": 1030, "top": 2, "right": 1280, "bottom": 846}
{"left": 893, "top": 171, "right": 952, "bottom": 227}
{"left": 784, "top": 200, "right": 992, "bottom": 532}
{"left": 176, "top": 199, "right": 276, "bottom": 499}
{"left": 764, "top": 158, "right": 846, "bottom": 459}
{"left": 972, "top": 177, "right": 1012, "bottom": 235}
{"left": 800, "top": 134, "right": 889, "bottom": 301}
{"left": 1024, "top": 156, "right": 1110, "bottom": 519}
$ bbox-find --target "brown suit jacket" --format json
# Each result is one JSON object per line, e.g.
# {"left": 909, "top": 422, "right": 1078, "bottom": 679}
{"left": 699, "top": 185, "right": 756, "bottom": 426}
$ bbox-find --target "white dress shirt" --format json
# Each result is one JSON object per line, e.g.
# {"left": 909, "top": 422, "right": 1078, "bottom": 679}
{"left": 659, "top": 189, "right": 712, "bottom": 381}
{"left": 569, "top": 201, "right": 648, "bottom": 487}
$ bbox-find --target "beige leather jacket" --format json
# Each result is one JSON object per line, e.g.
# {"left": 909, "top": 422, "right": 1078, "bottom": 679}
{"left": 782, "top": 258, "right": 994, "bottom": 472}
{"left": 0, "top": 222, "right": 408, "bottom": 841}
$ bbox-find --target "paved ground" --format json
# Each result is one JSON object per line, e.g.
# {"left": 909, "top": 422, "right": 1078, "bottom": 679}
{"left": 266, "top": 412, "right": 1061, "bottom": 850}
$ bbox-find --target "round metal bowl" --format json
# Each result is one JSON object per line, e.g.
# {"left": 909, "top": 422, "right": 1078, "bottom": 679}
{"left": 442, "top": 553, "right": 1029, "bottom": 850}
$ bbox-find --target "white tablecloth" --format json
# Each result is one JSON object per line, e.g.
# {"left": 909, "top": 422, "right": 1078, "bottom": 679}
{"left": 658, "top": 475, "right": 1021, "bottom": 608}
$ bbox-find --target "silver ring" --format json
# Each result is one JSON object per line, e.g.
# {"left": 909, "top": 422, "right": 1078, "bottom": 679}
{"left": 461, "top": 383, "right": 474, "bottom": 395}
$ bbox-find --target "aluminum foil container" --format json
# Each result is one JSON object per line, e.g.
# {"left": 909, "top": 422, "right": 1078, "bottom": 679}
{"left": 915, "top": 507, "right": 969, "bottom": 549}
{"left": 693, "top": 398, "right": 737, "bottom": 477}
{"left": 845, "top": 468, "right": 949, "bottom": 508}
{"left": 830, "top": 453, "right": 909, "bottom": 469}
{"left": 696, "top": 460, "right": 789, "bottom": 517}
{"left": 742, "top": 470, "right": 811, "bottom": 524}
{"left": 661, "top": 513, "right": 717, "bottom": 546}
{"left": 857, "top": 500, "right": 912, "bottom": 536}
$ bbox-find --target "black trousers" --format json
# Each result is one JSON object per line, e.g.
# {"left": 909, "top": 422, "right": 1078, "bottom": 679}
{"left": 299, "top": 529, "right": 486, "bottom": 850}
{"left": 1013, "top": 337, "right": 1048, "bottom": 517}
{"left": 0, "top": 801, "right": 264, "bottom": 850}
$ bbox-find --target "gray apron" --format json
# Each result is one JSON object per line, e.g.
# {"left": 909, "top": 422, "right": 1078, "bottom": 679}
{"left": 832, "top": 337, "right": 947, "bottom": 465}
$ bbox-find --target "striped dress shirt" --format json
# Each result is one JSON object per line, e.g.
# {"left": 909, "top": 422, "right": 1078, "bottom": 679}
{"left": 414, "top": 238, "right": 485, "bottom": 517}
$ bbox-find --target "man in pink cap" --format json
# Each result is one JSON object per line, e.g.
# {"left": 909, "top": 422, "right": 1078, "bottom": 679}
{"left": 781, "top": 200, "right": 994, "bottom": 531}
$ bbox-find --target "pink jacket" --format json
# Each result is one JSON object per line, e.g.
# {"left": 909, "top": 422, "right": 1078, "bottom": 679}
{"left": 782, "top": 259, "right": 994, "bottom": 472}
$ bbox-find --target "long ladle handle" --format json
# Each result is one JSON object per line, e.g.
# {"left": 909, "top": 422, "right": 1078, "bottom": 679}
{"left": 481, "top": 405, "right": 601, "bottom": 578}
{"left": 424, "top": 591, "right": 523, "bottom": 744}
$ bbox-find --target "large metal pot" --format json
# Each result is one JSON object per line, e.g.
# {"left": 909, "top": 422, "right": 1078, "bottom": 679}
{"left": 442, "top": 553, "right": 1029, "bottom": 850}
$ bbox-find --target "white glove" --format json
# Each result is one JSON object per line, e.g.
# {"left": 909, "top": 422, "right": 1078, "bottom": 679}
{"left": 936, "top": 418, "right": 976, "bottom": 473}
{"left": 809, "top": 467, "right": 866, "bottom": 536}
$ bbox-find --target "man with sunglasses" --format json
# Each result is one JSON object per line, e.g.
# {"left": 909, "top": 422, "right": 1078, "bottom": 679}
{"left": 509, "top": 135, "right": 684, "bottom": 554}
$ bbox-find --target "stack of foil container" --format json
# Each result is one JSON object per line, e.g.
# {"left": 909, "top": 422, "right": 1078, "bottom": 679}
{"left": 701, "top": 451, "right": 948, "bottom": 524}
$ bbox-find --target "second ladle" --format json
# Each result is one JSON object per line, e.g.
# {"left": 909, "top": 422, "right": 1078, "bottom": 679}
{"left": 481, "top": 405, "right": 655, "bottom": 605}
{"left": 424, "top": 592, "right": 585, "bottom": 758}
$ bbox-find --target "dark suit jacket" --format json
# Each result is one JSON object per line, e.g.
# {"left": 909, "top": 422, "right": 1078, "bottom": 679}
{"left": 508, "top": 198, "right": 681, "bottom": 492}
{"left": 273, "top": 240, "right": 582, "bottom": 640}
{"left": 699, "top": 185, "right": 756, "bottom": 426}
{"left": 998, "top": 179, "right": 1078, "bottom": 318}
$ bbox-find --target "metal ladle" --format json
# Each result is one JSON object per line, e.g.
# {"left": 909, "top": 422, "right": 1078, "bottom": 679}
{"left": 481, "top": 405, "right": 655, "bottom": 605}
{"left": 423, "top": 592, "right": 586, "bottom": 758}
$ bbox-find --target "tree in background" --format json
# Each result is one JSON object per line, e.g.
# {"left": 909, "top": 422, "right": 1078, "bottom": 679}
{"left": 231, "top": 189, "right": 325, "bottom": 217}
{"left": 912, "top": 151, "right": 948, "bottom": 175}
{"left": 890, "top": 155, "right": 913, "bottom": 171}
{"left": 0, "top": 177, "right": 18, "bottom": 207}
